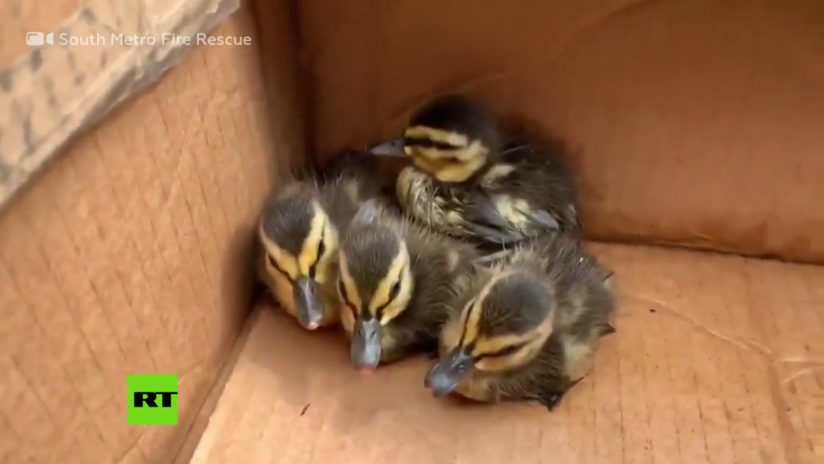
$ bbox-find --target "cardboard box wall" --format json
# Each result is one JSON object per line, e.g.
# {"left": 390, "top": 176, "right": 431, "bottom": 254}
{"left": 0, "top": 0, "right": 307, "bottom": 462}
{"left": 0, "top": 0, "right": 822, "bottom": 463}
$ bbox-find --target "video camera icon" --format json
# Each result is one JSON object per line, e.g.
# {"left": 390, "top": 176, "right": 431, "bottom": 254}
{"left": 26, "top": 32, "right": 54, "bottom": 47}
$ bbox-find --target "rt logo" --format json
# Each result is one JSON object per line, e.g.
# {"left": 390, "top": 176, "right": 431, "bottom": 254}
{"left": 127, "top": 374, "right": 178, "bottom": 425}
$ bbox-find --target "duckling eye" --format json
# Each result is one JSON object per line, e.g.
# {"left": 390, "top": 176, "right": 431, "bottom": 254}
{"left": 404, "top": 136, "right": 461, "bottom": 152}
{"left": 388, "top": 279, "right": 401, "bottom": 301}
{"left": 435, "top": 142, "right": 460, "bottom": 151}
{"left": 309, "top": 236, "right": 325, "bottom": 279}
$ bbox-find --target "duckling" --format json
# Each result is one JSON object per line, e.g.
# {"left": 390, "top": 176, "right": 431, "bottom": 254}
{"left": 336, "top": 198, "right": 484, "bottom": 370}
{"left": 257, "top": 154, "right": 392, "bottom": 331}
{"left": 370, "top": 93, "right": 581, "bottom": 246}
{"left": 423, "top": 234, "right": 616, "bottom": 411}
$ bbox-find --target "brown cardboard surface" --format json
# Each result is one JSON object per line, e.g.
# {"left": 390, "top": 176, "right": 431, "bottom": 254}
{"left": 190, "top": 243, "right": 823, "bottom": 464}
{"left": 0, "top": 0, "right": 307, "bottom": 462}
{"left": 1, "top": 0, "right": 822, "bottom": 463}
{"left": 299, "top": 0, "right": 824, "bottom": 263}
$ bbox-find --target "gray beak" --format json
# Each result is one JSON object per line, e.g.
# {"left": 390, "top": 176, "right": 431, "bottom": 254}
{"left": 293, "top": 277, "right": 324, "bottom": 330}
{"left": 367, "top": 137, "right": 405, "bottom": 157}
{"left": 424, "top": 348, "right": 475, "bottom": 397}
{"left": 351, "top": 318, "right": 382, "bottom": 369}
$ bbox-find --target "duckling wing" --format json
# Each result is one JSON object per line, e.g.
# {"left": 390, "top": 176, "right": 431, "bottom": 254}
{"left": 460, "top": 190, "right": 563, "bottom": 245}
{"left": 497, "top": 135, "right": 583, "bottom": 234}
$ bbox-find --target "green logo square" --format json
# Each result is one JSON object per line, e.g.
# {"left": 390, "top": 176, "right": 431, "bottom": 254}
{"left": 127, "top": 374, "right": 178, "bottom": 425}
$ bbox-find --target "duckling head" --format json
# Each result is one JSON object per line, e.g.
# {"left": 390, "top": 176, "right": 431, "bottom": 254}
{"left": 370, "top": 93, "right": 500, "bottom": 184}
{"left": 336, "top": 200, "right": 415, "bottom": 370}
{"left": 258, "top": 184, "right": 340, "bottom": 330}
{"left": 424, "top": 270, "right": 554, "bottom": 397}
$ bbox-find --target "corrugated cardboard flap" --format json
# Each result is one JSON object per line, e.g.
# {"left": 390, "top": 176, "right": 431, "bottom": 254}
{"left": 0, "top": 0, "right": 240, "bottom": 211}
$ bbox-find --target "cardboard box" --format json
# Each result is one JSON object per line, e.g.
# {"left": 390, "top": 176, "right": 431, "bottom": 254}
{"left": 0, "top": 0, "right": 821, "bottom": 463}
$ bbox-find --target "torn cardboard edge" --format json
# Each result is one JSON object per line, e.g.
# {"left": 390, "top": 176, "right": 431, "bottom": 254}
{"left": 0, "top": 0, "right": 241, "bottom": 213}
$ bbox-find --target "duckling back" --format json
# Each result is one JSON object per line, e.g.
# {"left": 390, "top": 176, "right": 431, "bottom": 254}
{"left": 316, "top": 151, "right": 394, "bottom": 228}
{"left": 396, "top": 215, "right": 483, "bottom": 349}
{"left": 484, "top": 133, "right": 581, "bottom": 235}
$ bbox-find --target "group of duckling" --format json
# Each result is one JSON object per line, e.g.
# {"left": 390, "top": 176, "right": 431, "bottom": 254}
{"left": 256, "top": 93, "right": 617, "bottom": 411}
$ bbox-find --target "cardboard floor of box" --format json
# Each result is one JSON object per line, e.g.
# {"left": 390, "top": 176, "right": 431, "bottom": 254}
{"left": 2, "top": 0, "right": 823, "bottom": 463}
{"left": 189, "top": 243, "right": 823, "bottom": 464}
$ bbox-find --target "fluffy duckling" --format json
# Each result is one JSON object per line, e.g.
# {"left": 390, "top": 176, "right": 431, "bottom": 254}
{"left": 370, "top": 93, "right": 581, "bottom": 246}
{"left": 423, "top": 234, "right": 616, "bottom": 411}
{"left": 257, "top": 154, "right": 391, "bottom": 331}
{"left": 336, "top": 199, "right": 484, "bottom": 370}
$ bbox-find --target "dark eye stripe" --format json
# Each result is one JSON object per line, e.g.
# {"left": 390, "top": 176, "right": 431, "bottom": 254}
{"left": 374, "top": 280, "right": 402, "bottom": 320}
{"left": 337, "top": 278, "right": 347, "bottom": 301}
{"left": 474, "top": 340, "right": 529, "bottom": 360}
{"left": 387, "top": 280, "right": 401, "bottom": 301}
{"left": 404, "top": 136, "right": 461, "bottom": 151}
{"left": 268, "top": 255, "right": 293, "bottom": 283}
{"left": 337, "top": 279, "right": 357, "bottom": 316}
{"left": 308, "top": 232, "right": 325, "bottom": 279}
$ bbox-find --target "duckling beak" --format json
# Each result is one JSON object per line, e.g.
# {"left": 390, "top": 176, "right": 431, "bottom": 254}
{"left": 367, "top": 138, "right": 405, "bottom": 157}
{"left": 293, "top": 277, "right": 324, "bottom": 330}
{"left": 351, "top": 318, "right": 382, "bottom": 370}
{"left": 424, "top": 349, "right": 475, "bottom": 397}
